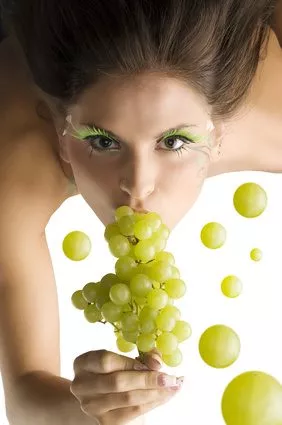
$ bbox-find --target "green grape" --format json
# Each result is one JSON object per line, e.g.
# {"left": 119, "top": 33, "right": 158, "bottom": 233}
{"left": 170, "top": 266, "right": 180, "bottom": 279}
{"left": 221, "top": 371, "right": 282, "bottom": 425}
{"left": 122, "top": 303, "right": 132, "bottom": 312}
{"left": 133, "top": 296, "right": 147, "bottom": 306}
{"left": 84, "top": 304, "right": 102, "bottom": 323}
{"left": 151, "top": 235, "right": 167, "bottom": 252}
{"left": 139, "top": 318, "right": 157, "bottom": 333}
{"left": 156, "top": 332, "right": 178, "bottom": 355}
{"left": 250, "top": 248, "right": 262, "bottom": 262}
{"left": 200, "top": 222, "right": 226, "bottom": 249}
{"left": 167, "top": 298, "right": 174, "bottom": 305}
{"left": 116, "top": 336, "right": 135, "bottom": 353}
{"left": 63, "top": 231, "right": 91, "bottom": 261}
{"left": 163, "top": 348, "right": 183, "bottom": 367}
{"left": 137, "top": 333, "right": 156, "bottom": 352}
{"left": 121, "top": 312, "right": 139, "bottom": 331}
{"left": 144, "top": 212, "right": 162, "bottom": 231}
{"left": 115, "top": 256, "right": 137, "bottom": 281}
{"left": 130, "top": 274, "right": 152, "bottom": 297}
{"left": 115, "top": 206, "right": 134, "bottom": 220}
{"left": 118, "top": 215, "right": 135, "bottom": 236}
{"left": 147, "top": 288, "right": 169, "bottom": 310}
{"left": 139, "top": 306, "right": 158, "bottom": 322}
{"left": 148, "top": 261, "right": 172, "bottom": 283}
{"left": 199, "top": 324, "right": 240, "bottom": 368}
{"left": 161, "top": 305, "right": 181, "bottom": 321}
{"left": 101, "top": 301, "right": 122, "bottom": 322}
{"left": 221, "top": 275, "right": 242, "bottom": 298}
{"left": 71, "top": 290, "right": 88, "bottom": 310}
{"left": 233, "top": 183, "right": 267, "bottom": 218}
{"left": 82, "top": 282, "right": 99, "bottom": 303}
{"left": 164, "top": 279, "right": 186, "bottom": 299}
{"left": 155, "top": 251, "right": 175, "bottom": 265}
{"left": 156, "top": 310, "right": 176, "bottom": 332}
{"left": 134, "top": 212, "right": 147, "bottom": 222}
{"left": 104, "top": 223, "right": 120, "bottom": 242}
{"left": 94, "top": 283, "right": 110, "bottom": 310}
{"left": 134, "top": 220, "right": 153, "bottom": 240}
{"left": 172, "top": 320, "right": 192, "bottom": 342}
{"left": 110, "top": 283, "right": 131, "bottom": 305}
{"left": 157, "top": 223, "right": 170, "bottom": 240}
{"left": 152, "top": 280, "right": 161, "bottom": 289}
{"left": 109, "top": 234, "right": 131, "bottom": 258}
{"left": 100, "top": 273, "right": 119, "bottom": 289}
{"left": 122, "top": 329, "right": 139, "bottom": 343}
{"left": 134, "top": 240, "right": 155, "bottom": 263}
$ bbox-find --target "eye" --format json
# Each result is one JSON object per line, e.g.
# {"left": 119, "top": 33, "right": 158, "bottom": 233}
{"left": 84, "top": 135, "right": 119, "bottom": 151}
{"left": 159, "top": 136, "right": 192, "bottom": 151}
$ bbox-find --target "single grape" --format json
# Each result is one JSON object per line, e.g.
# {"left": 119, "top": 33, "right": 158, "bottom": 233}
{"left": 200, "top": 222, "right": 226, "bottom": 249}
{"left": 164, "top": 279, "right": 186, "bottom": 299}
{"left": 101, "top": 301, "right": 122, "bottom": 322}
{"left": 233, "top": 183, "right": 267, "bottom": 218}
{"left": 221, "top": 371, "right": 282, "bottom": 425}
{"left": 170, "top": 266, "right": 180, "bottom": 279}
{"left": 151, "top": 234, "right": 167, "bottom": 252}
{"left": 163, "top": 348, "right": 183, "bottom": 367}
{"left": 71, "top": 290, "right": 88, "bottom": 310}
{"left": 133, "top": 296, "right": 147, "bottom": 306}
{"left": 82, "top": 282, "right": 99, "bottom": 303}
{"left": 109, "top": 234, "right": 131, "bottom": 258}
{"left": 157, "top": 223, "right": 170, "bottom": 240}
{"left": 134, "top": 240, "right": 155, "bottom": 263}
{"left": 100, "top": 273, "right": 120, "bottom": 289}
{"left": 156, "top": 332, "right": 178, "bottom": 355}
{"left": 121, "top": 312, "right": 139, "bottom": 331}
{"left": 139, "top": 318, "right": 157, "bottom": 333}
{"left": 144, "top": 212, "right": 162, "bottom": 231}
{"left": 122, "top": 329, "right": 139, "bottom": 343}
{"left": 148, "top": 261, "right": 172, "bottom": 283}
{"left": 63, "top": 231, "right": 91, "bottom": 261}
{"left": 104, "top": 223, "right": 120, "bottom": 242}
{"left": 221, "top": 275, "right": 242, "bottom": 298}
{"left": 94, "top": 283, "right": 110, "bottom": 310}
{"left": 156, "top": 310, "right": 176, "bottom": 332}
{"left": 116, "top": 336, "right": 135, "bottom": 353}
{"left": 161, "top": 305, "right": 181, "bottom": 321}
{"left": 147, "top": 288, "right": 169, "bottom": 310}
{"left": 110, "top": 283, "right": 131, "bottom": 306}
{"left": 115, "top": 206, "right": 134, "bottom": 220}
{"left": 250, "top": 248, "right": 262, "bottom": 262}
{"left": 172, "top": 320, "right": 192, "bottom": 342}
{"left": 134, "top": 220, "right": 153, "bottom": 240}
{"left": 155, "top": 251, "right": 175, "bottom": 265}
{"left": 130, "top": 274, "right": 152, "bottom": 297}
{"left": 137, "top": 333, "right": 156, "bottom": 352}
{"left": 115, "top": 256, "right": 137, "bottom": 281}
{"left": 84, "top": 304, "right": 102, "bottom": 323}
{"left": 139, "top": 306, "right": 158, "bottom": 322}
{"left": 118, "top": 215, "right": 135, "bottom": 236}
{"left": 199, "top": 324, "right": 240, "bottom": 368}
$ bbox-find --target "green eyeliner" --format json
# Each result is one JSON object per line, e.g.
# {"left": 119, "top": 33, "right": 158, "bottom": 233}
{"left": 163, "top": 128, "right": 206, "bottom": 143}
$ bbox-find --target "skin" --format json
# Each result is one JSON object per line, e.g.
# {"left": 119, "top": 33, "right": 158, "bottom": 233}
{"left": 0, "top": 15, "right": 282, "bottom": 425}
{"left": 60, "top": 74, "right": 222, "bottom": 229}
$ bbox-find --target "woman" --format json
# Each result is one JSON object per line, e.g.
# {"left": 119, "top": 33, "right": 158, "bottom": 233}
{"left": 0, "top": 1, "right": 281, "bottom": 424}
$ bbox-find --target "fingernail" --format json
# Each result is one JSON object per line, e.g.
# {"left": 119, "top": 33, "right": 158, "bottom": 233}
{"left": 176, "top": 376, "right": 185, "bottom": 386}
{"left": 134, "top": 362, "right": 149, "bottom": 371}
{"left": 151, "top": 358, "right": 162, "bottom": 368}
{"left": 158, "top": 374, "right": 177, "bottom": 387}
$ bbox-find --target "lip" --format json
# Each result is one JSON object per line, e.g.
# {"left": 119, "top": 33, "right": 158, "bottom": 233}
{"left": 132, "top": 208, "right": 149, "bottom": 214}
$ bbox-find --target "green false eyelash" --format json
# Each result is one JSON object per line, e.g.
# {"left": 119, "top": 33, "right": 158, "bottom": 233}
{"left": 70, "top": 125, "right": 113, "bottom": 141}
{"left": 163, "top": 128, "right": 206, "bottom": 143}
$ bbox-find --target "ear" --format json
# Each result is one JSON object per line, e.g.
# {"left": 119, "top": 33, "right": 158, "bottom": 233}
{"left": 210, "top": 122, "right": 225, "bottom": 162}
{"left": 58, "top": 131, "right": 71, "bottom": 164}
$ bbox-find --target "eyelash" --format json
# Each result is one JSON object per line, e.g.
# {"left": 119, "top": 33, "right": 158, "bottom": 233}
{"left": 77, "top": 126, "right": 196, "bottom": 157}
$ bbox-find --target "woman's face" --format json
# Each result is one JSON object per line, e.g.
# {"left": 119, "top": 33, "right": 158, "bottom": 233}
{"left": 60, "top": 74, "right": 221, "bottom": 228}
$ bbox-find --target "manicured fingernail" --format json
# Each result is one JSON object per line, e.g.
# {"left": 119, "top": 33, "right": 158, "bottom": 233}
{"left": 134, "top": 362, "right": 149, "bottom": 371}
{"left": 158, "top": 374, "right": 177, "bottom": 387}
{"left": 176, "top": 376, "right": 185, "bottom": 386}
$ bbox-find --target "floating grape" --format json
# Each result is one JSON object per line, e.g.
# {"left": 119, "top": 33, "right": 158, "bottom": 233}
{"left": 200, "top": 222, "right": 226, "bottom": 249}
{"left": 63, "top": 231, "right": 91, "bottom": 261}
{"left": 221, "top": 275, "right": 242, "bottom": 298}
{"left": 233, "top": 182, "right": 267, "bottom": 218}
{"left": 250, "top": 248, "right": 262, "bottom": 262}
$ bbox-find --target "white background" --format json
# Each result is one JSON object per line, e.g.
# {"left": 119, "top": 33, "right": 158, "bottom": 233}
{"left": 1, "top": 170, "right": 282, "bottom": 424}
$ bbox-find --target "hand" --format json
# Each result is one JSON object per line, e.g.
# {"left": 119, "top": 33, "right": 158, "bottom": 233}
{"left": 70, "top": 349, "right": 183, "bottom": 425}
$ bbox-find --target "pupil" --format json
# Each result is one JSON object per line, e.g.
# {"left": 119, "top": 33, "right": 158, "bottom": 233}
{"left": 101, "top": 138, "right": 112, "bottom": 147}
{"left": 166, "top": 138, "right": 175, "bottom": 148}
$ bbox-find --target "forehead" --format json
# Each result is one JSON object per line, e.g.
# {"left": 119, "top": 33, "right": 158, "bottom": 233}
{"left": 70, "top": 73, "right": 211, "bottom": 136}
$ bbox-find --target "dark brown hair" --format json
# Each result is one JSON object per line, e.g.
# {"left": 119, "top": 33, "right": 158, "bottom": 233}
{"left": 8, "top": 0, "right": 276, "bottom": 119}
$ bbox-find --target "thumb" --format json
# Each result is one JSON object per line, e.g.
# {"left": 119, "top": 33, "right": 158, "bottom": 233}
{"left": 136, "top": 348, "right": 163, "bottom": 371}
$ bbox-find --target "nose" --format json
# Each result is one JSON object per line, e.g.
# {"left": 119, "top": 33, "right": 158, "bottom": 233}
{"left": 119, "top": 152, "right": 156, "bottom": 200}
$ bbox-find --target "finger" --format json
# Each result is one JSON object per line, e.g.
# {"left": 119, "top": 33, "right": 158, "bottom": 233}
{"left": 100, "top": 389, "right": 179, "bottom": 425}
{"left": 137, "top": 348, "right": 163, "bottom": 370}
{"left": 72, "top": 370, "right": 180, "bottom": 396}
{"left": 86, "top": 387, "right": 180, "bottom": 414}
{"left": 74, "top": 350, "right": 149, "bottom": 375}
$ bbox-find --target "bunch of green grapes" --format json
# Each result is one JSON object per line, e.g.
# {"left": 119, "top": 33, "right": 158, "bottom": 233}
{"left": 71, "top": 206, "right": 191, "bottom": 367}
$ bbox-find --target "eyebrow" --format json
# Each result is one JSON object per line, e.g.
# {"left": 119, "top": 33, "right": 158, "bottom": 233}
{"left": 80, "top": 122, "right": 198, "bottom": 142}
